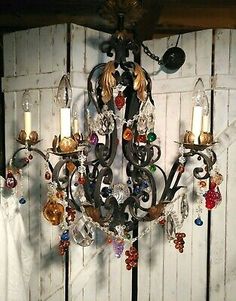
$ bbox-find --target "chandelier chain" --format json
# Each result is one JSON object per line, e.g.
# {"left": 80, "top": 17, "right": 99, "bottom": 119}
{"left": 141, "top": 42, "right": 161, "bottom": 64}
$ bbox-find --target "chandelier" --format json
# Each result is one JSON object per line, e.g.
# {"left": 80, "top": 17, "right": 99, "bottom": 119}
{"left": 5, "top": 1, "right": 223, "bottom": 270}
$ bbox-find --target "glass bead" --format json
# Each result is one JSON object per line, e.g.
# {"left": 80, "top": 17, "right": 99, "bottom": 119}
{"left": 127, "top": 179, "right": 132, "bottom": 185}
{"left": 101, "top": 186, "right": 110, "bottom": 197}
{"left": 61, "top": 231, "right": 70, "bottom": 241}
{"left": 45, "top": 171, "right": 51, "bottom": 180}
{"left": 123, "top": 128, "right": 133, "bottom": 141}
{"left": 178, "top": 165, "right": 185, "bottom": 173}
{"left": 19, "top": 197, "right": 26, "bottom": 204}
{"left": 194, "top": 217, "right": 203, "bottom": 226}
{"left": 149, "top": 164, "right": 156, "bottom": 172}
{"left": 147, "top": 132, "right": 157, "bottom": 142}
{"left": 89, "top": 133, "right": 99, "bottom": 145}
{"left": 136, "top": 134, "right": 146, "bottom": 143}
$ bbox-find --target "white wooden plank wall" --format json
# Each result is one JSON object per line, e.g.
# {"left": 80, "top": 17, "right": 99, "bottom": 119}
{"left": 3, "top": 24, "right": 67, "bottom": 301}
{"left": 139, "top": 29, "right": 213, "bottom": 301}
{"left": 210, "top": 29, "right": 236, "bottom": 301}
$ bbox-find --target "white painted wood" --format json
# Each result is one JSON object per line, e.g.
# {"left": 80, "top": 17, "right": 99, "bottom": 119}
{"left": 196, "top": 29, "right": 213, "bottom": 75}
{"left": 39, "top": 26, "right": 53, "bottom": 73}
{"left": 2, "top": 71, "right": 65, "bottom": 92}
{"left": 214, "top": 29, "right": 230, "bottom": 75}
{"left": 210, "top": 29, "right": 236, "bottom": 301}
{"left": 151, "top": 75, "right": 211, "bottom": 95}
{"left": 3, "top": 33, "right": 16, "bottom": 77}
{"left": 27, "top": 28, "right": 40, "bottom": 74}
{"left": 181, "top": 32, "right": 196, "bottom": 77}
{"left": 15, "top": 30, "right": 28, "bottom": 76}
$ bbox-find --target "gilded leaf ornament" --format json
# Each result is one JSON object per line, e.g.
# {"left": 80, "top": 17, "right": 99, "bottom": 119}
{"left": 133, "top": 63, "right": 147, "bottom": 102}
{"left": 100, "top": 61, "right": 116, "bottom": 103}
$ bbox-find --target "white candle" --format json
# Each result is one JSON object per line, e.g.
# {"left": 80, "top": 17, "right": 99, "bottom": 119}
{"left": 202, "top": 114, "right": 209, "bottom": 132}
{"left": 60, "top": 108, "right": 71, "bottom": 138}
{"left": 191, "top": 106, "right": 203, "bottom": 144}
{"left": 73, "top": 118, "right": 79, "bottom": 134}
{"left": 24, "top": 111, "right": 32, "bottom": 139}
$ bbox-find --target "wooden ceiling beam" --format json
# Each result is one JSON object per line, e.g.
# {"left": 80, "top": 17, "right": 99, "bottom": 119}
{"left": 159, "top": 5, "right": 236, "bottom": 29}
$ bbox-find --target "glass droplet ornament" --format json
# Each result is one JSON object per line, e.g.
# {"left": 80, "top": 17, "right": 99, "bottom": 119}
{"left": 19, "top": 197, "right": 26, "bottom": 204}
{"left": 5, "top": 171, "right": 17, "bottom": 188}
{"left": 147, "top": 132, "right": 157, "bottom": 142}
{"left": 43, "top": 199, "right": 64, "bottom": 226}
{"left": 89, "top": 132, "right": 99, "bottom": 145}
{"left": 44, "top": 171, "right": 51, "bottom": 180}
{"left": 61, "top": 230, "right": 70, "bottom": 241}
{"left": 149, "top": 164, "right": 156, "bottom": 172}
{"left": 115, "top": 91, "right": 125, "bottom": 110}
{"left": 194, "top": 217, "right": 203, "bottom": 226}
{"left": 123, "top": 128, "right": 133, "bottom": 141}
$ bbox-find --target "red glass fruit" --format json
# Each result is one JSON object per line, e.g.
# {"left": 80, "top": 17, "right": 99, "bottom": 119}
{"left": 115, "top": 91, "right": 125, "bottom": 110}
{"left": 5, "top": 171, "right": 17, "bottom": 188}
{"left": 78, "top": 176, "right": 86, "bottom": 185}
{"left": 136, "top": 135, "right": 146, "bottom": 143}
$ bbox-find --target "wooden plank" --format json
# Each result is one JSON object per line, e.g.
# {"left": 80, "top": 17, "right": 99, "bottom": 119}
{"left": 154, "top": 36, "right": 168, "bottom": 81}
{"left": 85, "top": 28, "right": 101, "bottom": 73}
{"left": 27, "top": 28, "right": 40, "bottom": 74}
{"left": 151, "top": 75, "right": 211, "bottom": 94}
{"left": 39, "top": 26, "right": 53, "bottom": 73}
{"left": 15, "top": 30, "right": 28, "bottom": 76}
{"left": 52, "top": 24, "right": 67, "bottom": 73}
{"left": 149, "top": 94, "right": 166, "bottom": 301}
{"left": 167, "top": 34, "right": 182, "bottom": 79}
{"left": 3, "top": 33, "right": 16, "bottom": 77}
{"left": 4, "top": 92, "right": 17, "bottom": 163}
{"left": 214, "top": 74, "right": 236, "bottom": 90}
{"left": 162, "top": 93, "right": 180, "bottom": 301}
{"left": 214, "top": 29, "right": 230, "bottom": 75}
{"left": 176, "top": 91, "right": 193, "bottom": 301}
{"left": 196, "top": 29, "right": 212, "bottom": 76}
{"left": 224, "top": 89, "right": 236, "bottom": 301}
{"left": 229, "top": 30, "right": 236, "bottom": 75}
{"left": 27, "top": 89, "right": 41, "bottom": 301}
{"left": 70, "top": 24, "right": 86, "bottom": 73}
{"left": 209, "top": 89, "right": 228, "bottom": 301}
{"left": 181, "top": 32, "right": 196, "bottom": 77}
{"left": 2, "top": 71, "right": 64, "bottom": 92}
